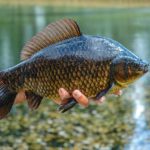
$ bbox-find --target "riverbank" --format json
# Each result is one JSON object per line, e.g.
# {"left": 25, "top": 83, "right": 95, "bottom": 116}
{"left": 0, "top": 0, "right": 150, "bottom": 8}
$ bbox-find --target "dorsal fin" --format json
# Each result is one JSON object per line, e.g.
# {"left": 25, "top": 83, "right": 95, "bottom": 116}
{"left": 21, "top": 18, "right": 82, "bottom": 60}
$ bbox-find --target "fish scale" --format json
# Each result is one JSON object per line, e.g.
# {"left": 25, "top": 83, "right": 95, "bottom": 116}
{"left": 16, "top": 46, "right": 111, "bottom": 99}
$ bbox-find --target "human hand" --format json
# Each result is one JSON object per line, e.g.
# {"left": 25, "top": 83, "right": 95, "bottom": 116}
{"left": 55, "top": 88, "right": 122, "bottom": 109}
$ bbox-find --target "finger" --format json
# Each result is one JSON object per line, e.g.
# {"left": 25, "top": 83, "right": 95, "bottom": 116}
{"left": 58, "top": 88, "right": 71, "bottom": 104}
{"left": 14, "top": 90, "right": 26, "bottom": 104}
{"left": 72, "top": 90, "right": 89, "bottom": 107}
{"left": 113, "top": 90, "right": 123, "bottom": 96}
{"left": 94, "top": 96, "right": 106, "bottom": 104}
{"left": 53, "top": 99, "right": 61, "bottom": 105}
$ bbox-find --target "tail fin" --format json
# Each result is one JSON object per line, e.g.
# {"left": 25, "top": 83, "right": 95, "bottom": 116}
{"left": 0, "top": 73, "right": 17, "bottom": 119}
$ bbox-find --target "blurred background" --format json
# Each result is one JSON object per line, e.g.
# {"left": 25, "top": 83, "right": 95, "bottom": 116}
{"left": 0, "top": 0, "right": 150, "bottom": 149}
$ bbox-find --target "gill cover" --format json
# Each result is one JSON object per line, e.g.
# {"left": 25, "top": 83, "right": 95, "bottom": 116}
{"left": 112, "top": 56, "right": 149, "bottom": 86}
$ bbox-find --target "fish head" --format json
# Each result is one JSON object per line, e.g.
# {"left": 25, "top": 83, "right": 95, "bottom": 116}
{"left": 112, "top": 55, "right": 149, "bottom": 87}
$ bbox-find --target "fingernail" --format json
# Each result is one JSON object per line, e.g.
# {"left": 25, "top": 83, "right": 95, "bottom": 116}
{"left": 100, "top": 96, "right": 105, "bottom": 102}
{"left": 73, "top": 90, "right": 89, "bottom": 107}
{"left": 59, "top": 88, "right": 64, "bottom": 94}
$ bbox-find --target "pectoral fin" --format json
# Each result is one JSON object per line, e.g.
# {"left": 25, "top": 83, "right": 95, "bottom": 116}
{"left": 58, "top": 98, "right": 77, "bottom": 113}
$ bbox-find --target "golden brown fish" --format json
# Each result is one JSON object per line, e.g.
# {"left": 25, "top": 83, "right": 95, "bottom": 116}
{"left": 0, "top": 18, "right": 149, "bottom": 118}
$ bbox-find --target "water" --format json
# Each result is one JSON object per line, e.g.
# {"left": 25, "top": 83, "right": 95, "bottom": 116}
{"left": 125, "top": 77, "right": 150, "bottom": 150}
{"left": 126, "top": 31, "right": 150, "bottom": 150}
{"left": 0, "top": 6, "right": 150, "bottom": 149}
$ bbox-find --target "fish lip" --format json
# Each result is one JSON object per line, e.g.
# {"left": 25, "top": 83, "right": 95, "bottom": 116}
{"left": 139, "top": 59, "right": 149, "bottom": 74}
{"left": 143, "top": 63, "right": 149, "bottom": 73}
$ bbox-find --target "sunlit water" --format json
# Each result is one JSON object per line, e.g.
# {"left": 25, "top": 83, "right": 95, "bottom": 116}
{"left": 0, "top": 6, "right": 150, "bottom": 148}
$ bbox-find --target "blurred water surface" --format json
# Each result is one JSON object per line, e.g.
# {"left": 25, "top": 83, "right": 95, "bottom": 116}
{"left": 0, "top": 6, "right": 150, "bottom": 149}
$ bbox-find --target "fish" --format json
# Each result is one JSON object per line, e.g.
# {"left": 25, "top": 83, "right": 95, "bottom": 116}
{"left": 0, "top": 18, "right": 149, "bottom": 118}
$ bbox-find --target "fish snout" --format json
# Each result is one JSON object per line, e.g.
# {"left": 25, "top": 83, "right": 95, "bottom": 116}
{"left": 144, "top": 63, "right": 149, "bottom": 73}
{"left": 140, "top": 60, "right": 149, "bottom": 74}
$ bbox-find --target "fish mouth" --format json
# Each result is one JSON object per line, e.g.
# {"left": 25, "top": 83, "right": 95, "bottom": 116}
{"left": 143, "top": 62, "right": 149, "bottom": 74}
{"left": 137, "top": 60, "right": 149, "bottom": 75}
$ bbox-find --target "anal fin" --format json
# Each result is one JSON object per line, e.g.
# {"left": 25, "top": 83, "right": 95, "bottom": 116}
{"left": 25, "top": 91, "right": 43, "bottom": 110}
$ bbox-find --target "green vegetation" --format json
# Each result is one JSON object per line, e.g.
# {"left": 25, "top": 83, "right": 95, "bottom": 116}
{"left": 0, "top": 95, "right": 135, "bottom": 149}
